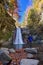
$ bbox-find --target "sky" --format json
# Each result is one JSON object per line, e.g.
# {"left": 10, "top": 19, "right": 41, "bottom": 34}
{"left": 17, "top": 0, "right": 32, "bottom": 23}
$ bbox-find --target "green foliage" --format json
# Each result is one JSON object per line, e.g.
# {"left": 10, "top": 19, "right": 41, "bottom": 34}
{"left": 0, "top": 4, "right": 6, "bottom": 16}
{"left": 27, "top": 8, "right": 41, "bottom": 34}
{"left": 29, "top": 9, "right": 40, "bottom": 23}
{"left": 0, "top": 3, "right": 16, "bottom": 41}
{"left": 3, "top": 31, "right": 12, "bottom": 41}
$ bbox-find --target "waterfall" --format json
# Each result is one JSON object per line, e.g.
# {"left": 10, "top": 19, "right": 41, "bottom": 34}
{"left": 13, "top": 27, "right": 24, "bottom": 49}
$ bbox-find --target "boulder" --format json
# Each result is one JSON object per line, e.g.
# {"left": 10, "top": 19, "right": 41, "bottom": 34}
{"left": 27, "top": 53, "right": 33, "bottom": 58}
{"left": 0, "top": 50, "right": 12, "bottom": 65}
{"left": 24, "top": 48, "right": 37, "bottom": 54}
{"left": 9, "top": 48, "right": 15, "bottom": 53}
{"left": 1, "top": 48, "right": 8, "bottom": 51}
{"left": 41, "top": 40, "right": 43, "bottom": 43}
{"left": 3, "top": 50, "right": 9, "bottom": 54}
{"left": 0, "top": 48, "right": 9, "bottom": 54}
{"left": 20, "top": 59, "right": 39, "bottom": 65}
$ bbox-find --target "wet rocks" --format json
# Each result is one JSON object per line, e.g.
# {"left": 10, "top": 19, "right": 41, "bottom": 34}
{"left": 27, "top": 53, "right": 33, "bottom": 58}
{"left": 9, "top": 48, "right": 15, "bottom": 53}
{"left": 20, "top": 59, "right": 39, "bottom": 65}
{"left": 0, "top": 48, "right": 15, "bottom": 54}
{"left": 0, "top": 48, "right": 9, "bottom": 54}
{"left": 24, "top": 48, "right": 37, "bottom": 54}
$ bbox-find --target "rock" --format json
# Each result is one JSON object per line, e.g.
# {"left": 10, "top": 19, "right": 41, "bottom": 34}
{"left": 0, "top": 48, "right": 9, "bottom": 54}
{"left": 20, "top": 59, "right": 39, "bottom": 65}
{"left": 40, "top": 40, "right": 43, "bottom": 43}
{"left": 27, "top": 53, "right": 33, "bottom": 58}
{"left": 8, "top": 37, "right": 12, "bottom": 41}
{"left": 38, "top": 52, "right": 43, "bottom": 62}
{"left": 0, "top": 50, "right": 4, "bottom": 54}
{"left": 32, "top": 35, "right": 37, "bottom": 40}
{"left": 0, "top": 51, "right": 12, "bottom": 65}
{"left": 1, "top": 48, "right": 8, "bottom": 51}
{"left": 9, "top": 48, "right": 15, "bottom": 53}
{"left": 24, "top": 48, "right": 37, "bottom": 54}
{"left": 0, "top": 40, "right": 5, "bottom": 43}
{"left": 3, "top": 50, "right": 9, "bottom": 54}
{"left": 2, "top": 41, "right": 11, "bottom": 46}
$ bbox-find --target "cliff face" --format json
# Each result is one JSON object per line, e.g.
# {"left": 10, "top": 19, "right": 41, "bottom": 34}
{"left": 0, "top": 0, "right": 20, "bottom": 47}
{"left": 0, "top": 3, "right": 16, "bottom": 44}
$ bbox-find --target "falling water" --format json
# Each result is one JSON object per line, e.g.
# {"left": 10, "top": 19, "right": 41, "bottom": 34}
{"left": 13, "top": 27, "right": 24, "bottom": 49}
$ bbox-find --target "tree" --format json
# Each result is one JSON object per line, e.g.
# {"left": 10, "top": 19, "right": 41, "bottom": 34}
{"left": 0, "top": 2, "right": 16, "bottom": 41}
{"left": 27, "top": 8, "right": 41, "bottom": 35}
